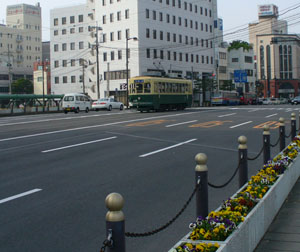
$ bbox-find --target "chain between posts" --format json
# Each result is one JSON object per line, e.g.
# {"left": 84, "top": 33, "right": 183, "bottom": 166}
{"left": 270, "top": 136, "right": 280, "bottom": 148}
{"left": 285, "top": 131, "right": 292, "bottom": 138}
{"left": 207, "top": 159, "right": 241, "bottom": 189}
{"left": 247, "top": 145, "right": 264, "bottom": 161}
{"left": 100, "top": 229, "right": 113, "bottom": 252}
{"left": 125, "top": 180, "right": 200, "bottom": 237}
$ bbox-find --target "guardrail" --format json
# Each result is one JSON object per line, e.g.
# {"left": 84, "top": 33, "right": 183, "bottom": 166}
{"left": 99, "top": 112, "right": 300, "bottom": 252}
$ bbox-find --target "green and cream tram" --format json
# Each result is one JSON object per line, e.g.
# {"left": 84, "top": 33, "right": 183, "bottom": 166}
{"left": 128, "top": 76, "right": 193, "bottom": 112}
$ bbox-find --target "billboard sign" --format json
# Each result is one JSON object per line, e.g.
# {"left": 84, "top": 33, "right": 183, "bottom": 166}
{"left": 258, "top": 4, "right": 278, "bottom": 17}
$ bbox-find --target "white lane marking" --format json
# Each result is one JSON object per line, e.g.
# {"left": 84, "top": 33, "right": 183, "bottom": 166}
{"left": 0, "top": 111, "right": 213, "bottom": 142}
{"left": 0, "top": 189, "right": 42, "bottom": 204}
{"left": 139, "top": 139, "right": 197, "bottom": 157}
{"left": 230, "top": 108, "right": 238, "bottom": 110}
{"left": 230, "top": 121, "right": 253, "bottom": 129}
{"left": 42, "top": 136, "right": 117, "bottom": 153}
{"left": 218, "top": 113, "right": 236, "bottom": 118}
{"left": 265, "top": 113, "right": 278, "bottom": 118}
{"left": 248, "top": 109, "right": 259, "bottom": 113}
{"left": 165, "top": 120, "right": 198, "bottom": 128}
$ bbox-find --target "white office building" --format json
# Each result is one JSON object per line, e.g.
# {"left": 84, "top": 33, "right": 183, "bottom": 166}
{"left": 51, "top": 0, "right": 219, "bottom": 101}
{"left": 0, "top": 3, "right": 42, "bottom": 93}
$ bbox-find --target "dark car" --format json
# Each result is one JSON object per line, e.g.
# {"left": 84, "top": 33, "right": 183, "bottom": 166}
{"left": 291, "top": 96, "right": 300, "bottom": 105}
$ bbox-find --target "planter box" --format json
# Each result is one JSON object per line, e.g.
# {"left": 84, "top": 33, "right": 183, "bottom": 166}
{"left": 169, "top": 154, "right": 300, "bottom": 252}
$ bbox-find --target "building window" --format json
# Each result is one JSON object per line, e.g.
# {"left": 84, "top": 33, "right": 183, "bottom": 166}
{"left": 126, "top": 29, "right": 130, "bottom": 39}
{"left": 54, "top": 30, "right": 58, "bottom": 36}
{"left": 146, "top": 9, "right": 149, "bottom": 19}
{"left": 117, "top": 11, "right": 121, "bottom": 21}
{"left": 160, "top": 31, "right": 163, "bottom": 40}
{"left": 103, "top": 15, "right": 106, "bottom": 24}
{"left": 147, "top": 48, "right": 151, "bottom": 58}
{"left": 167, "top": 14, "right": 170, "bottom": 23}
{"left": 62, "top": 17, "right": 66, "bottom": 25}
{"left": 78, "top": 15, "right": 84, "bottom": 22}
{"left": 160, "top": 12, "right": 163, "bottom": 21}
{"left": 79, "top": 27, "right": 83, "bottom": 33}
{"left": 125, "top": 9, "right": 129, "bottom": 19}
{"left": 103, "top": 52, "right": 107, "bottom": 61}
{"left": 111, "top": 51, "right": 115, "bottom": 60}
{"left": 153, "top": 10, "right": 156, "bottom": 20}
{"left": 63, "top": 60, "right": 67, "bottom": 67}
{"left": 167, "top": 51, "right": 171, "bottom": 60}
{"left": 160, "top": 50, "right": 164, "bottom": 59}
{"left": 245, "top": 56, "right": 253, "bottom": 63}
{"left": 260, "top": 45, "right": 265, "bottom": 79}
{"left": 103, "top": 34, "right": 107, "bottom": 42}
{"left": 54, "top": 60, "right": 59, "bottom": 68}
{"left": 173, "top": 52, "right": 177, "bottom": 61}
{"left": 79, "top": 41, "right": 84, "bottom": 49}
{"left": 118, "top": 50, "right": 122, "bottom": 59}
{"left": 70, "top": 42, "right": 75, "bottom": 50}
{"left": 70, "top": 16, "right": 75, "bottom": 23}
{"left": 110, "top": 32, "right": 114, "bottom": 41}
{"left": 63, "top": 76, "right": 67, "bottom": 83}
{"left": 62, "top": 43, "right": 67, "bottom": 51}
{"left": 71, "top": 76, "right": 76, "bottom": 83}
{"left": 54, "top": 18, "right": 58, "bottom": 26}
{"left": 167, "top": 32, "right": 170, "bottom": 41}
{"left": 118, "top": 30, "right": 121, "bottom": 40}
{"left": 55, "top": 77, "right": 59, "bottom": 84}
{"left": 70, "top": 28, "right": 75, "bottom": 34}
{"left": 62, "top": 29, "right": 67, "bottom": 35}
{"left": 110, "top": 13, "right": 114, "bottom": 22}
{"left": 178, "top": 17, "right": 182, "bottom": 26}
{"left": 154, "top": 49, "right": 157, "bottom": 59}
{"left": 71, "top": 59, "right": 75, "bottom": 66}
{"left": 54, "top": 44, "right": 58, "bottom": 52}
{"left": 186, "top": 53, "right": 188, "bottom": 62}
{"left": 146, "top": 28, "right": 150, "bottom": 38}
{"left": 153, "top": 30, "right": 157, "bottom": 39}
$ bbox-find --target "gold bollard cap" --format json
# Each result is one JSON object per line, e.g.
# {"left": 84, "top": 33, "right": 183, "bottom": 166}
{"left": 279, "top": 117, "right": 285, "bottom": 124}
{"left": 238, "top": 136, "right": 247, "bottom": 149}
{"left": 263, "top": 125, "right": 270, "bottom": 135}
{"left": 105, "top": 193, "right": 125, "bottom": 222}
{"left": 291, "top": 112, "right": 296, "bottom": 120}
{"left": 195, "top": 153, "right": 208, "bottom": 172}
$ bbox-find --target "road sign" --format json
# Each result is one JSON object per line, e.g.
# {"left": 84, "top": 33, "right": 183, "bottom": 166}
{"left": 234, "top": 70, "right": 248, "bottom": 83}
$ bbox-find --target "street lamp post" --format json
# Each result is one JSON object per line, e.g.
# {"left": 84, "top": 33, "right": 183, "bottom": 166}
{"left": 126, "top": 37, "right": 138, "bottom": 108}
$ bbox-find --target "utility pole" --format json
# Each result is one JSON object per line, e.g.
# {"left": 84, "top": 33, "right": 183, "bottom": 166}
{"left": 7, "top": 43, "right": 13, "bottom": 94}
{"left": 90, "top": 24, "right": 102, "bottom": 99}
{"left": 82, "top": 63, "right": 86, "bottom": 94}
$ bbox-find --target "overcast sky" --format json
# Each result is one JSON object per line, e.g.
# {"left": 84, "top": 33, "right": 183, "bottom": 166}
{"left": 0, "top": 0, "right": 299, "bottom": 42}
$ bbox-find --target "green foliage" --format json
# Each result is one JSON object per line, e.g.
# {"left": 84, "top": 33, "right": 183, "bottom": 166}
{"left": 11, "top": 78, "right": 33, "bottom": 94}
{"left": 228, "top": 40, "right": 253, "bottom": 52}
{"left": 220, "top": 80, "right": 235, "bottom": 91}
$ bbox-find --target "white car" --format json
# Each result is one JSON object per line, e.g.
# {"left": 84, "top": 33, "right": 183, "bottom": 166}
{"left": 92, "top": 98, "right": 124, "bottom": 111}
{"left": 62, "top": 93, "right": 91, "bottom": 113}
{"left": 262, "top": 98, "right": 272, "bottom": 105}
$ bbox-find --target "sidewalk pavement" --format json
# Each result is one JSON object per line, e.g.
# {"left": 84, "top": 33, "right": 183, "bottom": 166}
{"left": 255, "top": 177, "right": 300, "bottom": 252}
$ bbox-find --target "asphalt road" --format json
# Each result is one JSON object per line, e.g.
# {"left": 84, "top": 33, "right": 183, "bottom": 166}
{"left": 0, "top": 104, "right": 298, "bottom": 252}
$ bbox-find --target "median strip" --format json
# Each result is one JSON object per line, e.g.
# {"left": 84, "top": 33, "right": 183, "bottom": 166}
{"left": 0, "top": 189, "right": 42, "bottom": 204}
{"left": 139, "top": 139, "right": 197, "bottom": 157}
{"left": 42, "top": 136, "right": 117, "bottom": 153}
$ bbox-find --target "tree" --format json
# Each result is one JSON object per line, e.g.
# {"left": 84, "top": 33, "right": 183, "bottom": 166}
{"left": 228, "top": 40, "right": 253, "bottom": 52}
{"left": 220, "top": 80, "right": 235, "bottom": 91}
{"left": 11, "top": 78, "right": 33, "bottom": 94}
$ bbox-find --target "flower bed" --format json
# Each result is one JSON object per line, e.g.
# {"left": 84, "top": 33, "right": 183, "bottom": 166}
{"left": 169, "top": 136, "right": 300, "bottom": 252}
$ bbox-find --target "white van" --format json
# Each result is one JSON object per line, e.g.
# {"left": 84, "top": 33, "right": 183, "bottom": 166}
{"left": 62, "top": 93, "right": 91, "bottom": 113}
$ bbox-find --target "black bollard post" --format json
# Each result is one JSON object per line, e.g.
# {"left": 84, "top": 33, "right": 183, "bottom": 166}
{"left": 263, "top": 125, "right": 271, "bottom": 164}
{"left": 238, "top": 136, "right": 248, "bottom": 188}
{"left": 195, "top": 153, "right": 208, "bottom": 219}
{"left": 279, "top": 117, "right": 285, "bottom": 152}
{"left": 105, "top": 193, "right": 125, "bottom": 252}
{"left": 291, "top": 112, "right": 296, "bottom": 140}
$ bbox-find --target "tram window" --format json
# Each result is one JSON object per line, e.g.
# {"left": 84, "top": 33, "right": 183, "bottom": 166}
{"left": 154, "top": 82, "right": 159, "bottom": 93}
{"left": 166, "top": 83, "right": 172, "bottom": 93}
{"left": 144, "top": 83, "right": 151, "bottom": 93}
{"left": 161, "top": 83, "right": 166, "bottom": 93}
{"left": 172, "top": 83, "right": 177, "bottom": 92}
{"left": 136, "top": 83, "right": 143, "bottom": 93}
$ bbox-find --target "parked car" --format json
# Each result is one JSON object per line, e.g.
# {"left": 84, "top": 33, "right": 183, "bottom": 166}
{"left": 270, "top": 98, "right": 280, "bottom": 105}
{"left": 257, "top": 98, "right": 264, "bottom": 105}
{"left": 62, "top": 93, "right": 91, "bottom": 113}
{"left": 291, "top": 96, "right": 300, "bottom": 105}
{"left": 262, "top": 98, "right": 272, "bottom": 105}
{"left": 279, "top": 98, "right": 288, "bottom": 104}
{"left": 92, "top": 98, "right": 124, "bottom": 111}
